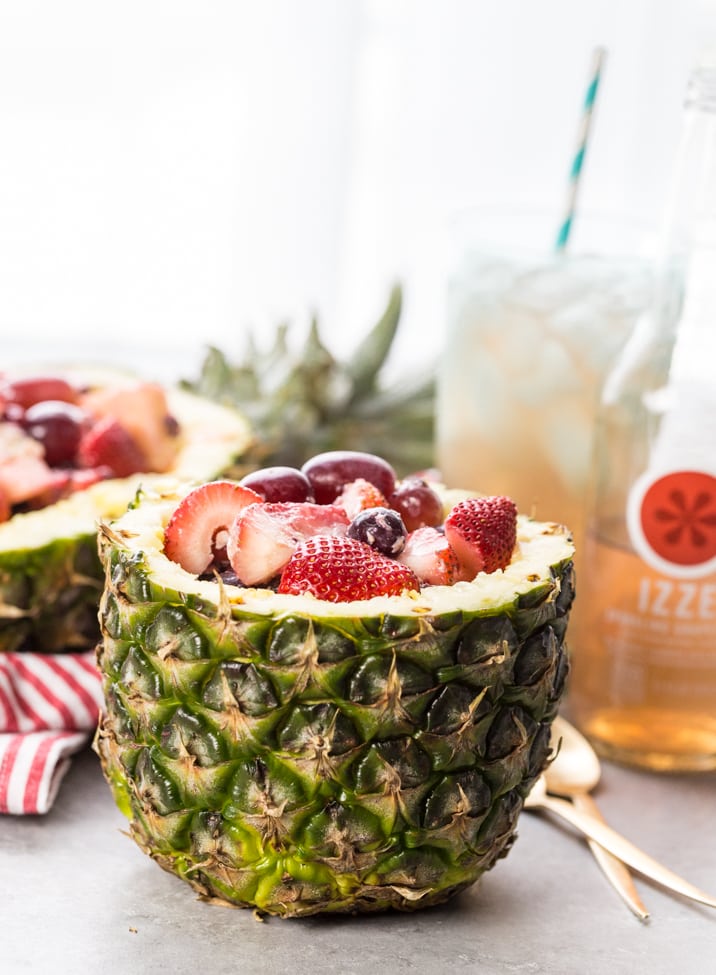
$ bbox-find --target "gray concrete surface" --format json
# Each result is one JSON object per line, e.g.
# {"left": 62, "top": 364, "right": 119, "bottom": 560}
{"left": 2, "top": 746, "right": 715, "bottom": 975}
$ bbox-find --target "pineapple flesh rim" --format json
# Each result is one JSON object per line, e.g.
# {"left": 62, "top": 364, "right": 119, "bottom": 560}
{"left": 109, "top": 481, "right": 575, "bottom": 618}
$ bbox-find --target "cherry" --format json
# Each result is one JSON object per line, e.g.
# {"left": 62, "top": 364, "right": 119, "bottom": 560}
{"left": 389, "top": 477, "right": 444, "bottom": 532}
{"left": 301, "top": 451, "right": 396, "bottom": 505}
{"left": 22, "top": 400, "right": 87, "bottom": 468}
{"left": 347, "top": 507, "right": 407, "bottom": 557}
{"left": 240, "top": 466, "right": 315, "bottom": 503}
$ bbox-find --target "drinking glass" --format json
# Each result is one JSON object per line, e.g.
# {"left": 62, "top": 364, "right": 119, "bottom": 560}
{"left": 436, "top": 209, "right": 655, "bottom": 560}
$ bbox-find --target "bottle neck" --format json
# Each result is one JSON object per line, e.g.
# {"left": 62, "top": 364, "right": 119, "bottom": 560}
{"left": 648, "top": 68, "right": 716, "bottom": 351}
{"left": 662, "top": 68, "right": 716, "bottom": 256}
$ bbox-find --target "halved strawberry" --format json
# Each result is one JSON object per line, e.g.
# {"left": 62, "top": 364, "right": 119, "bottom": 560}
{"left": 81, "top": 382, "right": 180, "bottom": 473}
{"left": 278, "top": 534, "right": 420, "bottom": 603}
{"left": 335, "top": 478, "right": 388, "bottom": 520}
{"left": 397, "top": 527, "right": 461, "bottom": 586}
{"left": 164, "top": 481, "right": 263, "bottom": 575}
{"left": 444, "top": 496, "right": 517, "bottom": 576}
{"left": 77, "top": 416, "right": 148, "bottom": 478}
{"left": 227, "top": 502, "right": 349, "bottom": 586}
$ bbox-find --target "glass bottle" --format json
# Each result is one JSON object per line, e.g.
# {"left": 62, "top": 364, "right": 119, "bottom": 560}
{"left": 566, "top": 64, "right": 716, "bottom": 772}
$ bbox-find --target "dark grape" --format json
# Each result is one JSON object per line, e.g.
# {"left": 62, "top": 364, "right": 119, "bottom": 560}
{"left": 240, "top": 466, "right": 315, "bottom": 503}
{"left": 347, "top": 507, "right": 407, "bottom": 557}
{"left": 22, "top": 400, "right": 87, "bottom": 467}
{"left": 389, "top": 477, "right": 444, "bottom": 532}
{"left": 302, "top": 451, "right": 396, "bottom": 505}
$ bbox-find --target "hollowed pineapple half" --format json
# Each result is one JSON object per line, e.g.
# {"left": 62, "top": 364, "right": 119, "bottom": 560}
{"left": 95, "top": 482, "right": 574, "bottom": 918}
{"left": 0, "top": 368, "right": 251, "bottom": 653}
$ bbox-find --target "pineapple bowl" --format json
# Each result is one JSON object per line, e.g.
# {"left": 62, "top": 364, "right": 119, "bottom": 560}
{"left": 0, "top": 366, "right": 250, "bottom": 653}
{"left": 95, "top": 453, "right": 574, "bottom": 917}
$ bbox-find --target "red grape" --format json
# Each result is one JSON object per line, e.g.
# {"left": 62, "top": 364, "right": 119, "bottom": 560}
{"left": 301, "top": 451, "right": 396, "bottom": 505}
{"left": 22, "top": 400, "right": 87, "bottom": 467}
{"left": 240, "top": 466, "right": 315, "bottom": 503}
{"left": 389, "top": 477, "right": 444, "bottom": 532}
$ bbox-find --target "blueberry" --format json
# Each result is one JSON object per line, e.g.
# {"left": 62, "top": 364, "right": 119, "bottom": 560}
{"left": 347, "top": 507, "right": 407, "bottom": 557}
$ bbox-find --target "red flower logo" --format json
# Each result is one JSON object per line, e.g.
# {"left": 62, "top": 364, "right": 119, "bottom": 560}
{"left": 640, "top": 471, "right": 716, "bottom": 566}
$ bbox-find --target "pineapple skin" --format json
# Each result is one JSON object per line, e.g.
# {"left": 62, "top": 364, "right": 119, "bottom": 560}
{"left": 95, "top": 498, "right": 574, "bottom": 918}
{"left": 0, "top": 520, "right": 103, "bottom": 652}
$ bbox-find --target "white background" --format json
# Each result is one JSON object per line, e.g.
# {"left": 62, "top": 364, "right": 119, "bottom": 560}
{"left": 1, "top": 0, "right": 714, "bottom": 380}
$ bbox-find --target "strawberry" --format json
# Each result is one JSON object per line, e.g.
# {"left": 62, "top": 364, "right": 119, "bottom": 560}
{"left": 2, "top": 376, "right": 79, "bottom": 410}
{"left": 77, "top": 416, "right": 147, "bottom": 478}
{"left": 0, "top": 448, "right": 59, "bottom": 506}
{"left": 278, "top": 534, "right": 420, "bottom": 603}
{"left": 81, "top": 382, "right": 180, "bottom": 473}
{"left": 444, "top": 496, "right": 517, "bottom": 576}
{"left": 397, "top": 527, "right": 460, "bottom": 586}
{"left": 164, "top": 481, "right": 263, "bottom": 575}
{"left": 22, "top": 469, "right": 74, "bottom": 509}
{"left": 227, "top": 502, "right": 349, "bottom": 586}
{"left": 69, "top": 466, "right": 114, "bottom": 492}
{"left": 335, "top": 478, "right": 388, "bottom": 520}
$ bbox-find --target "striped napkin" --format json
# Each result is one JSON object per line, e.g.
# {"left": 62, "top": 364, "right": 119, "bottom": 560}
{"left": 0, "top": 651, "right": 103, "bottom": 815}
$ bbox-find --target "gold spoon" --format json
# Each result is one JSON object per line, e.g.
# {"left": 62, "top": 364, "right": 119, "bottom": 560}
{"left": 545, "top": 717, "right": 650, "bottom": 921}
{"left": 524, "top": 774, "right": 716, "bottom": 909}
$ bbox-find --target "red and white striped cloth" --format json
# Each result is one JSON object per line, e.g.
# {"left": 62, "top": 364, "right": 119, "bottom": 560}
{"left": 0, "top": 651, "right": 103, "bottom": 815}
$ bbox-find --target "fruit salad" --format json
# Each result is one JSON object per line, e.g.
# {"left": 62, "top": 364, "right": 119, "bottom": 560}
{"left": 162, "top": 450, "right": 519, "bottom": 602}
{"left": 0, "top": 372, "right": 182, "bottom": 522}
{"left": 96, "top": 449, "right": 574, "bottom": 916}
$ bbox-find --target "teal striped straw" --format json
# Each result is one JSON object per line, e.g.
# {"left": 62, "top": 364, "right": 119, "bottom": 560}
{"left": 555, "top": 47, "right": 607, "bottom": 251}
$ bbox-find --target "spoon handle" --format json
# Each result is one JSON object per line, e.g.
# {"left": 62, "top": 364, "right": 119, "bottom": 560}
{"left": 535, "top": 791, "right": 716, "bottom": 909}
{"left": 573, "top": 793, "right": 650, "bottom": 921}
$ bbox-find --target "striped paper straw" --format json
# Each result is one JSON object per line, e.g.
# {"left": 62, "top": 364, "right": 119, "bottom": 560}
{"left": 555, "top": 47, "right": 607, "bottom": 251}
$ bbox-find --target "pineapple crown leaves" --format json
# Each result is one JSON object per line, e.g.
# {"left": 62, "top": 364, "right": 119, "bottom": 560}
{"left": 182, "top": 284, "right": 436, "bottom": 476}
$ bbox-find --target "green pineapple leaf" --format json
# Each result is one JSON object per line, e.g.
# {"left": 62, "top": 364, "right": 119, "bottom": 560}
{"left": 345, "top": 284, "right": 402, "bottom": 403}
{"left": 182, "top": 284, "right": 436, "bottom": 476}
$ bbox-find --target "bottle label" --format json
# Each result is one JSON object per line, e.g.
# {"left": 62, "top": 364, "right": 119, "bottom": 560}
{"left": 627, "top": 469, "right": 716, "bottom": 579}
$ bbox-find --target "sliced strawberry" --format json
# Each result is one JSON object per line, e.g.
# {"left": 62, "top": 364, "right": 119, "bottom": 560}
{"left": 444, "top": 496, "right": 518, "bottom": 576}
{"left": 397, "top": 527, "right": 460, "bottom": 586}
{"left": 69, "top": 465, "right": 114, "bottom": 492}
{"left": 0, "top": 454, "right": 63, "bottom": 505}
{"left": 335, "top": 478, "right": 388, "bottom": 520}
{"left": 227, "top": 502, "right": 349, "bottom": 586}
{"left": 77, "top": 416, "right": 148, "bottom": 478}
{"left": 22, "top": 469, "right": 75, "bottom": 509}
{"left": 164, "top": 481, "right": 263, "bottom": 575}
{"left": 278, "top": 534, "right": 420, "bottom": 603}
{"left": 1, "top": 376, "right": 79, "bottom": 410}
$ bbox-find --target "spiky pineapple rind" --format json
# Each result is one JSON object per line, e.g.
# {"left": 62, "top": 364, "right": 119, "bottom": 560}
{"left": 94, "top": 486, "right": 574, "bottom": 917}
